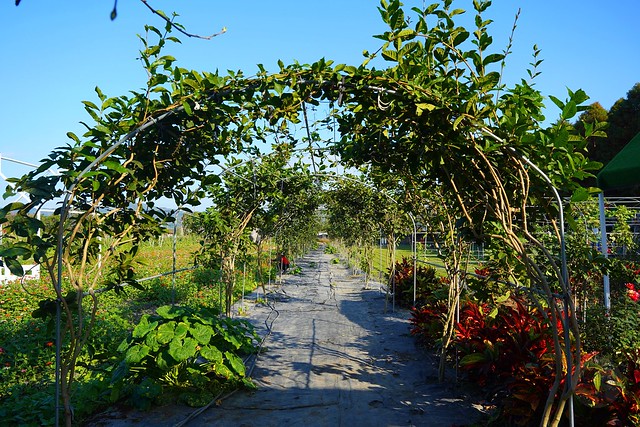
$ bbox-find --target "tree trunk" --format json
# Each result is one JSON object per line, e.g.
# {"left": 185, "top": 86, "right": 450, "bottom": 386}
{"left": 221, "top": 253, "right": 236, "bottom": 316}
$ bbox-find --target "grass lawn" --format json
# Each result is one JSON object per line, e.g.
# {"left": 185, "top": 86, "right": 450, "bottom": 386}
{"left": 370, "top": 244, "right": 484, "bottom": 280}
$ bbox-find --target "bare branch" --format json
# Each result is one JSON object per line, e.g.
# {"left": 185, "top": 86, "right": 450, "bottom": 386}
{"left": 140, "top": 0, "right": 227, "bottom": 40}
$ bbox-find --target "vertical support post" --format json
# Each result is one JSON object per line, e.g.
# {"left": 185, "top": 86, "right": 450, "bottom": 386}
{"left": 409, "top": 213, "right": 417, "bottom": 307}
{"left": 242, "top": 261, "right": 246, "bottom": 307}
{"left": 598, "top": 192, "right": 611, "bottom": 311}
{"left": 172, "top": 219, "right": 177, "bottom": 305}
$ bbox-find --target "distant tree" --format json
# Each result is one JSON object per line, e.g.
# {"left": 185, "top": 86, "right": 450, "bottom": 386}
{"left": 607, "top": 83, "right": 640, "bottom": 159}
{"left": 576, "top": 102, "right": 608, "bottom": 165}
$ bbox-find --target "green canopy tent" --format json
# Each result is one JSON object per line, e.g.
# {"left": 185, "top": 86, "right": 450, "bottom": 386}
{"left": 596, "top": 130, "right": 640, "bottom": 310}
{"left": 597, "top": 131, "right": 640, "bottom": 191}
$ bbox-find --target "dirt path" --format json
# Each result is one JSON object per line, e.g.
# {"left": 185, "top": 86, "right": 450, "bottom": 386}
{"left": 90, "top": 248, "right": 485, "bottom": 427}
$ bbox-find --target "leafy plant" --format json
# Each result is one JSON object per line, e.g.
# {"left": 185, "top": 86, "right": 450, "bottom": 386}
{"left": 455, "top": 294, "right": 561, "bottom": 426}
{"left": 324, "top": 245, "right": 337, "bottom": 254}
{"left": 574, "top": 350, "right": 640, "bottom": 426}
{"left": 111, "top": 304, "right": 259, "bottom": 409}
{"left": 409, "top": 301, "right": 448, "bottom": 348}
{"left": 388, "top": 257, "right": 444, "bottom": 308}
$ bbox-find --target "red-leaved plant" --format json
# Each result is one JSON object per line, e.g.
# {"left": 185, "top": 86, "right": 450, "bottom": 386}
{"left": 389, "top": 257, "right": 443, "bottom": 308}
{"left": 455, "top": 294, "right": 562, "bottom": 425}
{"left": 575, "top": 349, "right": 640, "bottom": 425}
{"left": 409, "top": 301, "right": 448, "bottom": 348}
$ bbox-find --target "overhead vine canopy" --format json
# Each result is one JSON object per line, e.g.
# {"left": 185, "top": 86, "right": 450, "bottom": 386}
{"left": 1, "top": 1, "right": 606, "bottom": 426}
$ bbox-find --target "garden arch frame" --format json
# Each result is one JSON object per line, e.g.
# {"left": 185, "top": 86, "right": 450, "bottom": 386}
{"left": 1, "top": 3, "right": 599, "bottom": 425}
{"left": 44, "top": 75, "right": 577, "bottom": 427}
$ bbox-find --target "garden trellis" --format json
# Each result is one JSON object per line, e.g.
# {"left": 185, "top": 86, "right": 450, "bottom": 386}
{"left": 597, "top": 131, "right": 640, "bottom": 310}
{"left": 0, "top": 2, "right": 605, "bottom": 426}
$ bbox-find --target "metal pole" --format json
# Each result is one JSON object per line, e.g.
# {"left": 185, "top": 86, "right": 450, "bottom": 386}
{"left": 172, "top": 219, "right": 177, "bottom": 305}
{"left": 409, "top": 213, "right": 417, "bottom": 307}
{"left": 379, "top": 228, "right": 383, "bottom": 282}
{"left": 598, "top": 192, "right": 611, "bottom": 311}
{"left": 242, "top": 261, "right": 246, "bottom": 307}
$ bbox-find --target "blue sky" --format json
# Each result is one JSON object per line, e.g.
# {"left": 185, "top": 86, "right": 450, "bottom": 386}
{"left": 1, "top": 0, "right": 639, "bottom": 180}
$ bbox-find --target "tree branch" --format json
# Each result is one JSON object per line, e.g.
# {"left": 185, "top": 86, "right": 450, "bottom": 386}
{"left": 140, "top": 0, "right": 226, "bottom": 40}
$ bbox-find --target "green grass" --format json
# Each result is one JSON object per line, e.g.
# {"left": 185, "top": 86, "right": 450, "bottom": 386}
{"left": 0, "top": 235, "right": 266, "bottom": 426}
{"left": 370, "top": 244, "right": 484, "bottom": 280}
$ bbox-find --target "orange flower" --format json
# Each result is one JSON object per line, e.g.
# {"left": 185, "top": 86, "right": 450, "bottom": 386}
{"left": 45, "top": 341, "right": 54, "bottom": 347}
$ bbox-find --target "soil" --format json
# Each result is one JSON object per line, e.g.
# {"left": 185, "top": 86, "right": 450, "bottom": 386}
{"left": 84, "top": 247, "right": 487, "bottom": 427}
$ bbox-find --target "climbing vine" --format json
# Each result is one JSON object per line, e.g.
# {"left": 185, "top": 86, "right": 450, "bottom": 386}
{"left": 0, "top": 1, "right": 606, "bottom": 426}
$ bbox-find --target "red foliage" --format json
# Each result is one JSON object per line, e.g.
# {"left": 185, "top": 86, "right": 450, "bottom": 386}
{"left": 455, "top": 295, "right": 561, "bottom": 425}
{"left": 409, "top": 302, "right": 447, "bottom": 347}
{"left": 388, "top": 257, "right": 441, "bottom": 308}
{"left": 409, "top": 288, "right": 640, "bottom": 425}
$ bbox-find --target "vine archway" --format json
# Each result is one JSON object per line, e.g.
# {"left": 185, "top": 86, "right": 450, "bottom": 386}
{"left": 0, "top": 2, "right": 603, "bottom": 426}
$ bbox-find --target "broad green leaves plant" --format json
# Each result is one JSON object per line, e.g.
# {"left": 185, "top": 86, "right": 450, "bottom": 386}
{"left": 111, "top": 305, "right": 258, "bottom": 409}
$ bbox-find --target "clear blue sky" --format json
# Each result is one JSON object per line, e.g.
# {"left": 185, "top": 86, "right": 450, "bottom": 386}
{"left": 1, "top": 0, "right": 639, "bottom": 180}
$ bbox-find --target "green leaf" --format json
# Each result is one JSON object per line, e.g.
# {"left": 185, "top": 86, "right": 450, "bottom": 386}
{"left": 593, "top": 371, "right": 602, "bottom": 391}
{"left": 224, "top": 351, "right": 246, "bottom": 376}
{"left": 200, "top": 345, "right": 223, "bottom": 364}
{"left": 562, "top": 100, "right": 578, "bottom": 120}
{"left": 66, "top": 132, "right": 81, "bottom": 143}
{"left": 157, "top": 350, "right": 171, "bottom": 370}
{"left": 174, "top": 321, "right": 189, "bottom": 339}
{"left": 145, "top": 331, "right": 161, "bottom": 352}
{"left": 452, "top": 30, "right": 470, "bottom": 46}
{"left": 483, "top": 53, "right": 504, "bottom": 66}
{"left": 157, "top": 305, "right": 184, "bottom": 319}
{"left": 548, "top": 95, "right": 564, "bottom": 110}
{"left": 570, "top": 187, "right": 590, "bottom": 203}
{"left": 495, "top": 291, "right": 511, "bottom": 304}
{"left": 4, "top": 258, "right": 24, "bottom": 276}
{"left": 82, "top": 100, "right": 99, "bottom": 111}
{"left": 132, "top": 316, "right": 159, "bottom": 339}
{"left": 191, "top": 323, "right": 214, "bottom": 344}
{"left": 111, "top": 361, "right": 128, "bottom": 384}
{"left": 460, "top": 353, "right": 487, "bottom": 366}
{"left": 566, "top": 214, "right": 578, "bottom": 232}
{"left": 0, "top": 244, "right": 31, "bottom": 258}
{"left": 169, "top": 337, "right": 198, "bottom": 362}
{"left": 395, "top": 28, "right": 415, "bottom": 39}
{"left": 116, "top": 338, "right": 132, "bottom": 353}
{"left": 273, "top": 82, "right": 284, "bottom": 96}
{"left": 125, "top": 343, "right": 150, "bottom": 364}
{"left": 102, "top": 160, "right": 129, "bottom": 175}
{"left": 415, "top": 103, "right": 436, "bottom": 116}
{"left": 157, "top": 321, "right": 176, "bottom": 344}
{"left": 381, "top": 49, "right": 398, "bottom": 62}
{"left": 182, "top": 100, "right": 193, "bottom": 115}
{"left": 342, "top": 65, "right": 357, "bottom": 75}
{"left": 215, "top": 363, "right": 233, "bottom": 379}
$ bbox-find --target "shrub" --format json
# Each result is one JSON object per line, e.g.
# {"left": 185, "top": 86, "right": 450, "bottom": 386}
{"left": 409, "top": 302, "right": 447, "bottom": 348}
{"left": 111, "top": 305, "right": 259, "bottom": 409}
{"left": 388, "top": 257, "right": 444, "bottom": 308}
{"left": 455, "top": 294, "right": 560, "bottom": 426}
{"left": 324, "top": 245, "right": 337, "bottom": 254}
{"left": 573, "top": 349, "right": 640, "bottom": 426}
